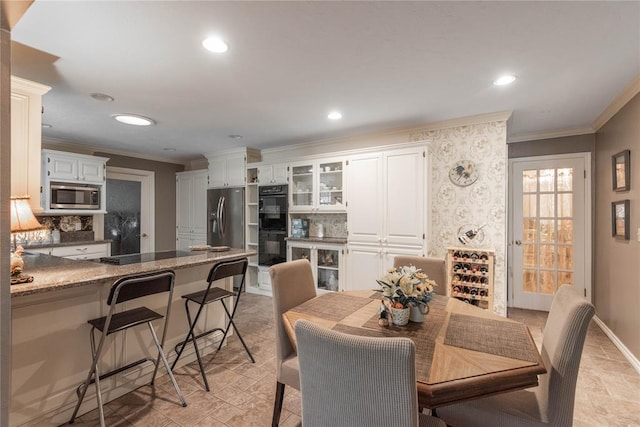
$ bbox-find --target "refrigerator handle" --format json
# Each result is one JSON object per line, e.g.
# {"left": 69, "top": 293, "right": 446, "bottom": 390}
{"left": 219, "top": 196, "right": 226, "bottom": 238}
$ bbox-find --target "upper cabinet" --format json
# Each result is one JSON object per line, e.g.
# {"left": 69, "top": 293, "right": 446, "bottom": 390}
{"left": 11, "top": 76, "right": 51, "bottom": 213}
{"left": 289, "top": 158, "right": 345, "bottom": 212}
{"left": 44, "top": 150, "right": 106, "bottom": 183}
{"left": 257, "top": 163, "right": 288, "bottom": 185}
{"left": 206, "top": 147, "right": 260, "bottom": 188}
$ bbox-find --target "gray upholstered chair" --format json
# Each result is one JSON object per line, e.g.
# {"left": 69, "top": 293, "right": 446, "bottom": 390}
{"left": 294, "top": 319, "right": 447, "bottom": 427}
{"left": 437, "top": 284, "right": 595, "bottom": 427}
{"left": 394, "top": 255, "right": 447, "bottom": 295}
{"left": 268, "top": 259, "right": 317, "bottom": 427}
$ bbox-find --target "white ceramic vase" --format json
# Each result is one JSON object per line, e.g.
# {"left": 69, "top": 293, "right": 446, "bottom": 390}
{"left": 390, "top": 307, "right": 410, "bottom": 326}
{"left": 409, "top": 304, "right": 429, "bottom": 323}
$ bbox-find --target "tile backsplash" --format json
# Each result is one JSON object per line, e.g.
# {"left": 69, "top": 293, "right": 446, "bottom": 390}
{"left": 291, "top": 213, "right": 347, "bottom": 238}
{"left": 15, "top": 215, "right": 94, "bottom": 246}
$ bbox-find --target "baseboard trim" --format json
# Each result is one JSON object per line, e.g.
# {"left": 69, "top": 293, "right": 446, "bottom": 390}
{"left": 593, "top": 315, "right": 640, "bottom": 375}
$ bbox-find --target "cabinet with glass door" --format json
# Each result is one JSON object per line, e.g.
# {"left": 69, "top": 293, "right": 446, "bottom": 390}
{"left": 289, "top": 159, "right": 345, "bottom": 212}
{"left": 287, "top": 241, "right": 344, "bottom": 293}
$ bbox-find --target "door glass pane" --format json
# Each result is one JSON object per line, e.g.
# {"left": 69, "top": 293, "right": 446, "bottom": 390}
{"left": 540, "top": 270, "right": 555, "bottom": 294}
{"left": 523, "top": 244, "right": 536, "bottom": 267}
{"left": 522, "top": 170, "right": 538, "bottom": 192}
{"left": 558, "top": 271, "right": 573, "bottom": 287}
{"left": 318, "top": 162, "right": 343, "bottom": 207}
{"left": 291, "top": 164, "right": 313, "bottom": 207}
{"left": 523, "top": 219, "right": 537, "bottom": 242}
{"left": 523, "top": 195, "right": 537, "bottom": 217}
{"left": 558, "top": 245, "right": 573, "bottom": 269}
{"left": 539, "top": 194, "right": 555, "bottom": 217}
{"left": 317, "top": 248, "right": 339, "bottom": 291}
{"left": 557, "top": 168, "right": 573, "bottom": 191}
{"left": 558, "top": 193, "right": 573, "bottom": 217}
{"left": 539, "top": 219, "right": 556, "bottom": 242}
{"left": 290, "top": 246, "right": 311, "bottom": 261}
{"left": 539, "top": 169, "right": 555, "bottom": 192}
{"left": 105, "top": 179, "right": 141, "bottom": 256}
{"left": 523, "top": 269, "right": 537, "bottom": 292}
{"left": 539, "top": 245, "right": 555, "bottom": 268}
{"left": 558, "top": 219, "right": 573, "bottom": 243}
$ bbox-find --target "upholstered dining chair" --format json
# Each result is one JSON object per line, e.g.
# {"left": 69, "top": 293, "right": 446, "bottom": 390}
{"left": 294, "top": 319, "right": 446, "bottom": 427}
{"left": 268, "top": 259, "right": 317, "bottom": 427}
{"left": 437, "top": 284, "right": 595, "bottom": 427}
{"left": 394, "top": 255, "right": 447, "bottom": 295}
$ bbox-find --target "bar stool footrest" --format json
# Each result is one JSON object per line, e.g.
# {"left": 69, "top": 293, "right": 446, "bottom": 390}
{"left": 174, "top": 327, "right": 225, "bottom": 355}
{"left": 75, "top": 357, "right": 156, "bottom": 397}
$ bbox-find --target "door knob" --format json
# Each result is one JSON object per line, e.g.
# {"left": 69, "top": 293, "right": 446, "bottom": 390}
{"left": 142, "top": 233, "right": 148, "bottom": 238}
{"left": 514, "top": 240, "right": 522, "bottom": 246}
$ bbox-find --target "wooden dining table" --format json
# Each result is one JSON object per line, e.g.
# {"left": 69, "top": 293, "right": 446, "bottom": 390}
{"left": 282, "top": 290, "right": 546, "bottom": 409}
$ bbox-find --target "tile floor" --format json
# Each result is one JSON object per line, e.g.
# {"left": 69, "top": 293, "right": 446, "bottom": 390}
{"left": 70, "top": 294, "right": 640, "bottom": 427}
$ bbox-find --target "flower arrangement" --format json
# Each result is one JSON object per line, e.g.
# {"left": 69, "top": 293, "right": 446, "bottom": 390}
{"left": 376, "top": 265, "right": 437, "bottom": 309}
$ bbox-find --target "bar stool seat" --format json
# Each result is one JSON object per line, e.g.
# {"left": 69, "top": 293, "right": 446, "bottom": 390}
{"left": 69, "top": 270, "right": 187, "bottom": 426}
{"left": 171, "top": 257, "right": 254, "bottom": 392}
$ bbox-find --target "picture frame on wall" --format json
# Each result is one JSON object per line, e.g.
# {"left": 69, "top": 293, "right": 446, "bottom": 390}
{"left": 612, "top": 150, "right": 630, "bottom": 192}
{"left": 611, "top": 200, "right": 630, "bottom": 240}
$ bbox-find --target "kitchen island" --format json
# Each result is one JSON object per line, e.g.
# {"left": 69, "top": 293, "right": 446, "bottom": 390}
{"left": 10, "top": 248, "right": 256, "bottom": 427}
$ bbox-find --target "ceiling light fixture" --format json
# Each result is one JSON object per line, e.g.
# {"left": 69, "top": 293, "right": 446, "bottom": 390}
{"left": 202, "top": 37, "right": 229, "bottom": 53}
{"left": 493, "top": 75, "right": 517, "bottom": 86}
{"left": 112, "top": 113, "right": 155, "bottom": 126}
{"left": 42, "top": 123, "right": 53, "bottom": 128}
{"left": 328, "top": 111, "right": 342, "bottom": 120}
{"left": 90, "top": 93, "right": 115, "bottom": 102}
{"left": 228, "top": 134, "right": 243, "bottom": 140}
{"left": 163, "top": 147, "right": 176, "bottom": 152}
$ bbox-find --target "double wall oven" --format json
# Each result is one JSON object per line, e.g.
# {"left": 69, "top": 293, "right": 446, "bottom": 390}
{"left": 258, "top": 185, "right": 288, "bottom": 266}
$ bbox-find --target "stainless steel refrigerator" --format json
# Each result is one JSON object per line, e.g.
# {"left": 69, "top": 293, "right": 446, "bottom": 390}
{"left": 207, "top": 187, "right": 245, "bottom": 248}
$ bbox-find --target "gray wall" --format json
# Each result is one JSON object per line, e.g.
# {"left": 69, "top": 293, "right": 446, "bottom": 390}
{"left": 594, "top": 93, "right": 640, "bottom": 359}
{"left": 508, "top": 134, "right": 595, "bottom": 158}
{"left": 94, "top": 152, "right": 185, "bottom": 251}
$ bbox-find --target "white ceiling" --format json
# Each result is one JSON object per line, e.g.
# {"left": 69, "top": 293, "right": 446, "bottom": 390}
{"left": 11, "top": 1, "right": 640, "bottom": 164}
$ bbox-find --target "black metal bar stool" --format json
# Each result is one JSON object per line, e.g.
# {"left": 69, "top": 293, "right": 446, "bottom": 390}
{"left": 69, "top": 270, "right": 187, "bottom": 426}
{"left": 171, "top": 258, "right": 254, "bottom": 391}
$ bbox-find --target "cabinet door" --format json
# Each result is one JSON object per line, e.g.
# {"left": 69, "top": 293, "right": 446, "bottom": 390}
{"left": 192, "top": 172, "right": 209, "bottom": 234}
{"left": 225, "top": 153, "right": 246, "bottom": 187}
{"left": 346, "top": 154, "right": 383, "bottom": 244}
{"left": 383, "top": 246, "right": 424, "bottom": 269}
{"left": 345, "top": 244, "right": 382, "bottom": 291}
{"left": 316, "top": 245, "right": 342, "bottom": 292}
{"left": 46, "top": 154, "right": 78, "bottom": 181}
{"left": 271, "top": 164, "right": 289, "bottom": 184}
{"left": 318, "top": 160, "right": 345, "bottom": 211}
{"left": 384, "top": 147, "right": 425, "bottom": 246}
{"left": 176, "top": 175, "right": 193, "bottom": 233}
{"left": 79, "top": 159, "right": 104, "bottom": 183}
{"left": 290, "top": 162, "right": 314, "bottom": 210}
{"left": 257, "top": 166, "right": 273, "bottom": 185}
{"left": 208, "top": 157, "right": 227, "bottom": 188}
{"left": 176, "top": 233, "right": 192, "bottom": 251}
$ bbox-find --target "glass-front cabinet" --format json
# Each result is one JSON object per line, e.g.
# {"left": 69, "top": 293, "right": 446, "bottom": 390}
{"left": 289, "top": 159, "right": 345, "bottom": 212}
{"left": 287, "top": 241, "right": 344, "bottom": 292}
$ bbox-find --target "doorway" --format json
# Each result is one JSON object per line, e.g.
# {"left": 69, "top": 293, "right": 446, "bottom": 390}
{"left": 508, "top": 153, "right": 591, "bottom": 311}
{"left": 104, "top": 167, "right": 155, "bottom": 255}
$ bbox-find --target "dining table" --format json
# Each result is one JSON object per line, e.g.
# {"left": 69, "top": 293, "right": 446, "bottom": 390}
{"left": 282, "top": 290, "right": 546, "bottom": 409}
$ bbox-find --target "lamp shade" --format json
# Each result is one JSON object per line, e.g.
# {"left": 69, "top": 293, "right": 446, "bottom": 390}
{"left": 10, "top": 196, "right": 42, "bottom": 233}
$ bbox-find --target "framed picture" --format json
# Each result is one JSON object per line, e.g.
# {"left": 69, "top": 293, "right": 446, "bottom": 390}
{"left": 612, "top": 150, "right": 630, "bottom": 192}
{"left": 611, "top": 200, "right": 630, "bottom": 240}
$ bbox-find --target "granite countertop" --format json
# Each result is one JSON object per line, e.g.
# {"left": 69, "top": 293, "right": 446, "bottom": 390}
{"left": 285, "top": 236, "right": 348, "bottom": 244}
{"left": 11, "top": 248, "right": 256, "bottom": 298}
{"left": 22, "top": 240, "right": 112, "bottom": 249}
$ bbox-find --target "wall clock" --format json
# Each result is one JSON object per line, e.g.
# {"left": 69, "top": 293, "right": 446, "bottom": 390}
{"left": 449, "top": 160, "right": 479, "bottom": 187}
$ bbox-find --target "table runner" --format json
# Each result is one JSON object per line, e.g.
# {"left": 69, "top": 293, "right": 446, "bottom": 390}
{"left": 444, "top": 313, "right": 538, "bottom": 362}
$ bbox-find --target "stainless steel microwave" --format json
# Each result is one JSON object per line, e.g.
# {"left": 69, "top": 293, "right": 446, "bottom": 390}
{"left": 50, "top": 183, "right": 101, "bottom": 210}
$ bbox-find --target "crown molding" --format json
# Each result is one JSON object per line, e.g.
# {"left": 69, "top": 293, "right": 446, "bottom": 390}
{"left": 11, "top": 75, "right": 50, "bottom": 95}
{"left": 408, "top": 111, "right": 512, "bottom": 135}
{"left": 42, "top": 137, "right": 189, "bottom": 166}
{"left": 507, "top": 127, "right": 594, "bottom": 143}
{"left": 592, "top": 75, "right": 640, "bottom": 132}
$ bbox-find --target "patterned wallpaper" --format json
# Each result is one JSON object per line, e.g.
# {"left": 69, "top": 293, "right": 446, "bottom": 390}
{"left": 411, "top": 121, "right": 508, "bottom": 315}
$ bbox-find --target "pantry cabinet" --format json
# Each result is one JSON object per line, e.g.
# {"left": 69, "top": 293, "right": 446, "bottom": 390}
{"left": 176, "top": 170, "right": 208, "bottom": 249}
{"left": 10, "top": 76, "right": 51, "bottom": 213}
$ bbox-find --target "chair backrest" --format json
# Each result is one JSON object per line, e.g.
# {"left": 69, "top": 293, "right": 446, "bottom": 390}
{"left": 269, "top": 260, "right": 317, "bottom": 377}
{"left": 207, "top": 257, "right": 248, "bottom": 290}
{"left": 394, "top": 255, "right": 446, "bottom": 295}
{"left": 295, "top": 319, "right": 420, "bottom": 427}
{"left": 107, "top": 269, "right": 175, "bottom": 305}
{"left": 539, "top": 284, "right": 595, "bottom": 425}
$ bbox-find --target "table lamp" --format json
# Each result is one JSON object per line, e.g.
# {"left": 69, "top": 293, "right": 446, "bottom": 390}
{"left": 10, "top": 196, "right": 41, "bottom": 281}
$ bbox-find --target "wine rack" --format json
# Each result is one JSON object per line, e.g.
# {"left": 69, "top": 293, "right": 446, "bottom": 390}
{"left": 447, "top": 247, "right": 495, "bottom": 311}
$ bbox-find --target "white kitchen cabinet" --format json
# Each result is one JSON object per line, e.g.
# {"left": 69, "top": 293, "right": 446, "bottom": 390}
{"left": 43, "top": 150, "right": 107, "bottom": 183}
{"left": 287, "top": 241, "right": 344, "bottom": 293}
{"left": 206, "top": 147, "right": 260, "bottom": 188}
{"left": 28, "top": 242, "right": 111, "bottom": 260}
{"left": 289, "top": 158, "right": 345, "bottom": 212}
{"left": 245, "top": 167, "right": 260, "bottom": 291}
{"left": 10, "top": 76, "right": 51, "bottom": 213}
{"left": 176, "top": 170, "right": 208, "bottom": 249}
{"left": 258, "top": 163, "right": 288, "bottom": 185}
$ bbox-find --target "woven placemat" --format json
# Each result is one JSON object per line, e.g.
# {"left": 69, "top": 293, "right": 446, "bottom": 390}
{"left": 291, "top": 292, "right": 372, "bottom": 322}
{"left": 444, "top": 313, "right": 538, "bottom": 362}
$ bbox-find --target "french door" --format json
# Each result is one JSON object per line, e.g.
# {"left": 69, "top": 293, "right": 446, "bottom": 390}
{"left": 509, "top": 154, "right": 591, "bottom": 311}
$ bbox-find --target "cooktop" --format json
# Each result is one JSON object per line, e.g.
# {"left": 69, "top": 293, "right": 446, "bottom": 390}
{"left": 97, "top": 250, "right": 194, "bottom": 266}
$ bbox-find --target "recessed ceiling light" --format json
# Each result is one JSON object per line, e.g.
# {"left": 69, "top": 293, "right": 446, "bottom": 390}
{"left": 163, "top": 147, "right": 176, "bottom": 152}
{"left": 202, "top": 37, "right": 229, "bottom": 53}
{"left": 493, "top": 75, "right": 517, "bottom": 86}
{"left": 228, "top": 134, "right": 243, "bottom": 140}
{"left": 111, "top": 114, "right": 155, "bottom": 126}
{"left": 328, "top": 111, "right": 342, "bottom": 120}
{"left": 90, "top": 93, "right": 115, "bottom": 102}
{"left": 42, "top": 123, "right": 53, "bottom": 128}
